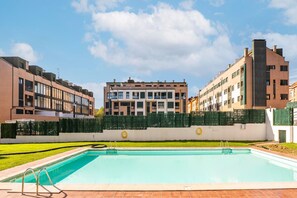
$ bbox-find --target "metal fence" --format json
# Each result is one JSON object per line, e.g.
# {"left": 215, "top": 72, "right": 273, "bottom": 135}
{"left": 16, "top": 121, "right": 60, "bottom": 136}
{"left": 0, "top": 109, "right": 266, "bottom": 137}
{"left": 60, "top": 118, "right": 103, "bottom": 133}
{"left": 273, "top": 108, "right": 293, "bottom": 126}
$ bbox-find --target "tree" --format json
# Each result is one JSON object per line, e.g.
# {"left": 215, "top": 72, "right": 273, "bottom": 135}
{"left": 95, "top": 107, "right": 104, "bottom": 118}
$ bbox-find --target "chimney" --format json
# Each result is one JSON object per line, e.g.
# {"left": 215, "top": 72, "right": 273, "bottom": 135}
{"left": 113, "top": 79, "right": 116, "bottom": 83}
{"left": 228, "top": 64, "right": 231, "bottom": 68}
{"left": 273, "top": 45, "right": 277, "bottom": 52}
{"left": 244, "top": 48, "right": 248, "bottom": 57}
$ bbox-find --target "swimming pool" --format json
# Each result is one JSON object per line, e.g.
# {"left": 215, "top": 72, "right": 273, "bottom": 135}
{"left": 5, "top": 148, "right": 297, "bottom": 188}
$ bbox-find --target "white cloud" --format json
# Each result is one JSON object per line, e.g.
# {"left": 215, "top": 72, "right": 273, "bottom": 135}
{"left": 251, "top": 32, "right": 297, "bottom": 83}
{"left": 79, "top": 82, "right": 105, "bottom": 108}
{"left": 179, "top": 0, "right": 195, "bottom": 10}
{"left": 209, "top": 0, "right": 225, "bottom": 7}
{"left": 71, "top": 0, "right": 124, "bottom": 13}
{"left": 11, "top": 43, "right": 39, "bottom": 63}
{"left": 88, "top": 3, "right": 237, "bottom": 76}
{"left": 269, "top": 0, "right": 297, "bottom": 25}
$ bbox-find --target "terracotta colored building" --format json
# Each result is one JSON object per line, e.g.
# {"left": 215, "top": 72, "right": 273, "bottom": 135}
{"left": 187, "top": 96, "right": 199, "bottom": 113}
{"left": 199, "top": 39, "right": 289, "bottom": 111}
{"left": 0, "top": 57, "right": 95, "bottom": 123}
{"left": 104, "top": 78, "right": 188, "bottom": 115}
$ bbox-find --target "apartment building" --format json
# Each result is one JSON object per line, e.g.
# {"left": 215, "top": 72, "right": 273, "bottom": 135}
{"left": 0, "top": 57, "right": 95, "bottom": 122}
{"left": 199, "top": 39, "right": 289, "bottom": 111}
{"left": 104, "top": 78, "right": 188, "bottom": 115}
{"left": 187, "top": 96, "right": 199, "bottom": 113}
{"left": 289, "top": 82, "right": 297, "bottom": 102}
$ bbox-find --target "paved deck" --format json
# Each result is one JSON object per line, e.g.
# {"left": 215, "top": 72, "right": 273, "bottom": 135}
{"left": 1, "top": 189, "right": 297, "bottom": 197}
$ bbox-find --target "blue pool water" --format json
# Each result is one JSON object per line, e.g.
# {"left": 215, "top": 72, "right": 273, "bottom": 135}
{"left": 9, "top": 149, "right": 297, "bottom": 185}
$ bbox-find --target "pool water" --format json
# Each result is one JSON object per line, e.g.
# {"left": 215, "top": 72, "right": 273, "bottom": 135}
{"left": 10, "top": 149, "right": 297, "bottom": 185}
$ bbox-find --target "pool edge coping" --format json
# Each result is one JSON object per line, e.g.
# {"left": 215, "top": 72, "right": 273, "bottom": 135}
{"left": 1, "top": 146, "right": 297, "bottom": 192}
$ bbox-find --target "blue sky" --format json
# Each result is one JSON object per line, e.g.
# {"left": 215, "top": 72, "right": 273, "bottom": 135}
{"left": 1, "top": 0, "right": 297, "bottom": 108}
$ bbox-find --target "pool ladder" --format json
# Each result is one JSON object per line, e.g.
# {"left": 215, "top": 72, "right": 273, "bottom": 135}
{"left": 220, "top": 140, "right": 229, "bottom": 148}
{"left": 21, "top": 167, "right": 55, "bottom": 195}
{"left": 106, "top": 141, "right": 118, "bottom": 154}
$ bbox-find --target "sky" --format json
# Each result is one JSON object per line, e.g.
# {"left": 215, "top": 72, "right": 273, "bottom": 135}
{"left": 0, "top": 0, "right": 297, "bottom": 108}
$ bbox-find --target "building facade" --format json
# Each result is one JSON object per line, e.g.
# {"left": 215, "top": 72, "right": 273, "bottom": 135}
{"left": 289, "top": 82, "right": 297, "bottom": 102}
{"left": 187, "top": 96, "right": 199, "bottom": 113}
{"left": 0, "top": 57, "right": 95, "bottom": 122}
{"left": 104, "top": 78, "right": 188, "bottom": 115}
{"left": 199, "top": 39, "right": 289, "bottom": 111}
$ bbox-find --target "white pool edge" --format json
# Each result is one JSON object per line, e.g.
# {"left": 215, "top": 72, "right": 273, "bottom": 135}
{"left": 2, "top": 147, "right": 297, "bottom": 191}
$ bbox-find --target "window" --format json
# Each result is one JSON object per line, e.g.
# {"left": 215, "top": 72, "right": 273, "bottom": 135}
{"left": 280, "top": 80, "right": 288, "bottom": 86}
{"left": 154, "top": 92, "right": 160, "bottom": 99}
{"left": 118, "top": 92, "right": 123, "bottom": 99}
{"left": 175, "top": 93, "right": 180, "bottom": 99}
{"left": 158, "top": 102, "right": 164, "bottom": 109}
{"left": 168, "top": 102, "right": 174, "bottom": 109}
{"left": 232, "top": 85, "right": 234, "bottom": 91}
{"left": 137, "top": 112, "right": 143, "bottom": 116}
{"left": 148, "top": 92, "right": 153, "bottom": 99}
{"left": 232, "top": 98, "right": 234, "bottom": 103}
{"left": 114, "top": 102, "right": 119, "bottom": 109}
{"left": 25, "top": 95, "right": 33, "bottom": 107}
{"left": 237, "top": 96, "right": 240, "bottom": 102}
{"left": 168, "top": 92, "right": 173, "bottom": 99}
{"left": 19, "top": 78, "right": 24, "bottom": 107}
{"left": 137, "top": 101, "right": 143, "bottom": 108}
{"left": 237, "top": 82, "right": 240, "bottom": 89}
{"left": 16, "top": 109, "right": 24, "bottom": 114}
{"left": 126, "top": 92, "right": 130, "bottom": 99}
{"left": 132, "top": 92, "right": 139, "bottom": 99}
{"left": 267, "top": 65, "right": 275, "bottom": 71}
{"left": 52, "top": 88, "right": 62, "bottom": 99}
{"left": 64, "top": 92, "right": 74, "bottom": 102}
{"left": 280, "top": 65, "right": 288, "bottom": 71}
{"left": 25, "top": 80, "right": 33, "bottom": 92}
{"left": 140, "top": 92, "right": 145, "bottom": 99}
{"left": 161, "top": 92, "right": 166, "bottom": 99}
{"left": 280, "top": 94, "right": 288, "bottom": 100}
{"left": 224, "top": 89, "right": 227, "bottom": 94}
{"left": 82, "top": 98, "right": 89, "bottom": 106}
{"left": 175, "top": 102, "right": 179, "bottom": 109}
{"left": 266, "top": 94, "right": 270, "bottom": 100}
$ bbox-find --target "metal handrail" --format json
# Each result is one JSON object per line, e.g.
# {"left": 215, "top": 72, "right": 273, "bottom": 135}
{"left": 220, "top": 141, "right": 230, "bottom": 148}
{"left": 37, "top": 168, "right": 54, "bottom": 194}
{"left": 22, "top": 168, "right": 37, "bottom": 195}
{"left": 225, "top": 141, "right": 229, "bottom": 148}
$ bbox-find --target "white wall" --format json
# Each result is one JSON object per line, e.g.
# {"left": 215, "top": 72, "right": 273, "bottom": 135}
{"left": 0, "top": 124, "right": 266, "bottom": 143}
{"left": 266, "top": 109, "right": 297, "bottom": 143}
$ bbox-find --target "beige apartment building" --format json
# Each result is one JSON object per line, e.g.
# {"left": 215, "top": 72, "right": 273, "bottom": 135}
{"left": 289, "top": 82, "right": 297, "bottom": 102}
{"left": 104, "top": 78, "right": 188, "bottom": 115}
{"left": 0, "top": 57, "right": 95, "bottom": 123}
{"left": 199, "top": 39, "right": 289, "bottom": 111}
{"left": 187, "top": 96, "right": 199, "bottom": 113}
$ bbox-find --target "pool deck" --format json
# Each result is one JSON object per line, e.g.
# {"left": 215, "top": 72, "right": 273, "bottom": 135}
{"left": 1, "top": 146, "right": 297, "bottom": 197}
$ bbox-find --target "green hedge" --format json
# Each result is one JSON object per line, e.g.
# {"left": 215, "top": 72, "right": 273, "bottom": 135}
{"left": 273, "top": 109, "right": 293, "bottom": 126}
{"left": 1, "top": 123, "right": 17, "bottom": 138}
